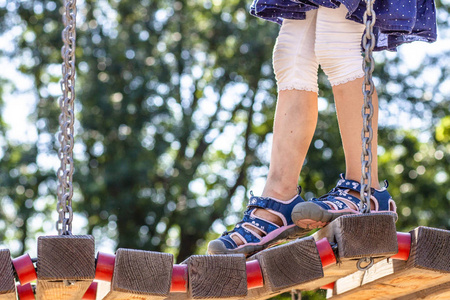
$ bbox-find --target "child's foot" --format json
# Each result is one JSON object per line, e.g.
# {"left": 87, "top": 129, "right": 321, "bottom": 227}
{"left": 291, "top": 174, "right": 397, "bottom": 229}
{"left": 207, "top": 189, "right": 310, "bottom": 257}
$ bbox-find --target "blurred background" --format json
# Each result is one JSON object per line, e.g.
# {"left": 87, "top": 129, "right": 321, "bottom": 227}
{"left": 0, "top": 0, "right": 449, "bottom": 298}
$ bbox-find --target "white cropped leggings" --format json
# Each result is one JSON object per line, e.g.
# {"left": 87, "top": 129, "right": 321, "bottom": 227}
{"left": 273, "top": 5, "right": 366, "bottom": 93}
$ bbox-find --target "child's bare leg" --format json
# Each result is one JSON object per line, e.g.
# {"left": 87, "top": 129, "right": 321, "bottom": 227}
{"left": 332, "top": 77, "right": 381, "bottom": 190}
{"left": 230, "top": 89, "right": 317, "bottom": 246}
{"left": 262, "top": 89, "right": 318, "bottom": 200}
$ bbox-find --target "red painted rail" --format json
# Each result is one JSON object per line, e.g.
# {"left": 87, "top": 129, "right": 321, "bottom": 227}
{"left": 12, "top": 254, "right": 37, "bottom": 285}
{"left": 316, "top": 238, "right": 337, "bottom": 267}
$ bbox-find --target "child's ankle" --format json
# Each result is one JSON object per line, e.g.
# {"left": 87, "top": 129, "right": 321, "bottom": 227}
{"left": 261, "top": 186, "right": 298, "bottom": 201}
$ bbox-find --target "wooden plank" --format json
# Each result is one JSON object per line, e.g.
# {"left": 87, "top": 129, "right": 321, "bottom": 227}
{"left": 244, "top": 213, "right": 398, "bottom": 300}
{"left": 103, "top": 248, "right": 173, "bottom": 300}
{"left": 326, "top": 226, "right": 450, "bottom": 299}
{"left": 36, "top": 235, "right": 96, "bottom": 300}
{"left": 0, "top": 249, "right": 16, "bottom": 300}
{"left": 186, "top": 254, "right": 247, "bottom": 299}
{"left": 394, "top": 281, "right": 450, "bottom": 300}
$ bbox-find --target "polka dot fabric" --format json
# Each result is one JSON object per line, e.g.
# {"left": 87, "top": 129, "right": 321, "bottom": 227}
{"left": 250, "top": 0, "right": 437, "bottom": 51}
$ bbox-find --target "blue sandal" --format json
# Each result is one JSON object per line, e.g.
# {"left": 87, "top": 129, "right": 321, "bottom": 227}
{"left": 207, "top": 189, "right": 310, "bottom": 257}
{"left": 291, "top": 174, "right": 397, "bottom": 229}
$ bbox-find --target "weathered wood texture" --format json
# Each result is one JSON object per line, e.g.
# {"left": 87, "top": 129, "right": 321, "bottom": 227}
{"left": 36, "top": 235, "right": 96, "bottom": 300}
{"left": 186, "top": 254, "right": 247, "bottom": 299}
{"left": 102, "top": 248, "right": 173, "bottom": 300}
{"left": 326, "top": 226, "right": 450, "bottom": 299}
{"left": 244, "top": 236, "right": 323, "bottom": 300}
{"left": 395, "top": 281, "right": 450, "bottom": 300}
{"left": 0, "top": 249, "right": 15, "bottom": 300}
{"left": 244, "top": 213, "right": 398, "bottom": 300}
{"left": 313, "top": 213, "right": 398, "bottom": 259}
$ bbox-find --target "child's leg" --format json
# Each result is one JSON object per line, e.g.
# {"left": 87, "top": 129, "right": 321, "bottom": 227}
{"left": 315, "top": 5, "right": 380, "bottom": 187}
{"left": 262, "top": 14, "right": 320, "bottom": 201}
{"left": 262, "top": 90, "right": 318, "bottom": 201}
{"left": 333, "top": 78, "right": 380, "bottom": 189}
{"left": 234, "top": 14, "right": 320, "bottom": 244}
{"left": 291, "top": 5, "right": 396, "bottom": 229}
{"left": 208, "top": 12, "right": 320, "bottom": 255}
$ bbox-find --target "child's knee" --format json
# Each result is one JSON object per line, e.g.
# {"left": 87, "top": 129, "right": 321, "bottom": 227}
{"left": 273, "top": 17, "right": 319, "bottom": 93}
{"left": 314, "top": 44, "right": 364, "bottom": 86}
{"left": 315, "top": 5, "right": 365, "bottom": 86}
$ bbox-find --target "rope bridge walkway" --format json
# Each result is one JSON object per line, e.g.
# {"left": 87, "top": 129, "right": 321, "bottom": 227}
{"left": 1, "top": 213, "right": 449, "bottom": 300}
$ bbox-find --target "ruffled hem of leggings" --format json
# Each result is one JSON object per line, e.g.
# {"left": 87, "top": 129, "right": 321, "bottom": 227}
{"left": 278, "top": 83, "right": 319, "bottom": 93}
{"left": 330, "top": 72, "right": 364, "bottom": 86}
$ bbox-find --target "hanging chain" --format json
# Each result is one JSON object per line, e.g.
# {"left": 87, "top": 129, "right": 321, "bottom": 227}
{"left": 360, "top": 0, "right": 376, "bottom": 214}
{"left": 56, "top": 0, "right": 77, "bottom": 235}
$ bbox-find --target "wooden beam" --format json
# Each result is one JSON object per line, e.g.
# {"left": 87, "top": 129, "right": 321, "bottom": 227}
{"left": 326, "top": 226, "right": 450, "bottom": 299}
{"left": 394, "top": 281, "right": 450, "bottom": 300}
{"left": 245, "top": 236, "right": 323, "bottom": 300}
{"left": 186, "top": 254, "right": 247, "bottom": 299}
{"left": 36, "top": 235, "right": 96, "bottom": 300}
{"left": 0, "top": 249, "right": 16, "bottom": 300}
{"left": 103, "top": 248, "right": 173, "bottom": 300}
{"left": 313, "top": 213, "right": 398, "bottom": 259}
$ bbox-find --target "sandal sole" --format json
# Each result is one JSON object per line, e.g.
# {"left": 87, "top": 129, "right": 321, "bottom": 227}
{"left": 291, "top": 202, "right": 358, "bottom": 229}
{"left": 207, "top": 225, "right": 310, "bottom": 257}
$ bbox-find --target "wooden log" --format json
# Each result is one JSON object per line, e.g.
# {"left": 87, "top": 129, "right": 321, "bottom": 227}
{"left": 103, "top": 248, "right": 173, "bottom": 300}
{"left": 0, "top": 249, "right": 16, "bottom": 300}
{"left": 186, "top": 254, "right": 247, "bottom": 299}
{"left": 245, "top": 236, "right": 324, "bottom": 300}
{"left": 326, "top": 226, "right": 450, "bottom": 299}
{"left": 36, "top": 235, "right": 96, "bottom": 300}
{"left": 313, "top": 213, "right": 398, "bottom": 259}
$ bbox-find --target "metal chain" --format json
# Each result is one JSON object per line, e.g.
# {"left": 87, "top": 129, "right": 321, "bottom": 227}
{"left": 56, "top": 0, "right": 77, "bottom": 235}
{"left": 360, "top": 0, "right": 376, "bottom": 214}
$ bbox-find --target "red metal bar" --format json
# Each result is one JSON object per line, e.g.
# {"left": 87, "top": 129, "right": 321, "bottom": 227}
{"left": 16, "top": 283, "right": 35, "bottom": 300}
{"left": 95, "top": 252, "right": 116, "bottom": 282}
{"left": 391, "top": 232, "right": 411, "bottom": 261}
{"left": 170, "top": 264, "right": 188, "bottom": 292}
{"left": 246, "top": 260, "right": 264, "bottom": 289}
{"left": 12, "top": 254, "right": 37, "bottom": 285}
{"left": 82, "top": 282, "right": 98, "bottom": 300}
{"left": 320, "top": 281, "right": 335, "bottom": 290}
{"left": 316, "top": 238, "right": 337, "bottom": 267}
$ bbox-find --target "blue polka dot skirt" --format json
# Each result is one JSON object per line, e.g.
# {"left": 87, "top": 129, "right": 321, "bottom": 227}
{"left": 250, "top": 0, "right": 437, "bottom": 51}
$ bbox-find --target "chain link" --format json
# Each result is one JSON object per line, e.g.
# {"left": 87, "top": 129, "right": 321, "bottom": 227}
{"left": 360, "top": 0, "right": 376, "bottom": 214}
{"left": 56, "top": 0, "right": 77, "bottom": 235}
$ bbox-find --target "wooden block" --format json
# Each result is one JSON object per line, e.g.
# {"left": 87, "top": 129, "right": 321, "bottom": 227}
{"left": 242, "top": 237, "right": 323, "bottom": 300}
{"left": 408, "top": 226, "right": 450, "bottom": 273}
{"left": 326, "top": 226, "right": 450, "bottom": 299}
{"left": 0, "top": 249, "right": 16, "bottom": 300}
{"left": 36, "top": 235, "right": 95, "bottom": 300}
{"left": 186, "top": 254, "right": 247, "bottom": 299}
{"left": 313, "top": 213, "right": 398, "bottom": 259}
{"left": 103, "top": 248, "right": 173, "bottom": 300}
{"left": 255, "top": 236, "right": 323, "bottom": 291}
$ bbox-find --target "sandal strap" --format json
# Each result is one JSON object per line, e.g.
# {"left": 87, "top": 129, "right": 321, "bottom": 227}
{"left": 242, "top": 212, "right": 279, "bottom": 233}
{"left": 335, "top": 175, "right": 362, "bottom": 193}
{"left": 219, "top": 234, "right": 238, "bottom": 249}
{"left": 247, "top": 195, "right": 302, "bottom": 224}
